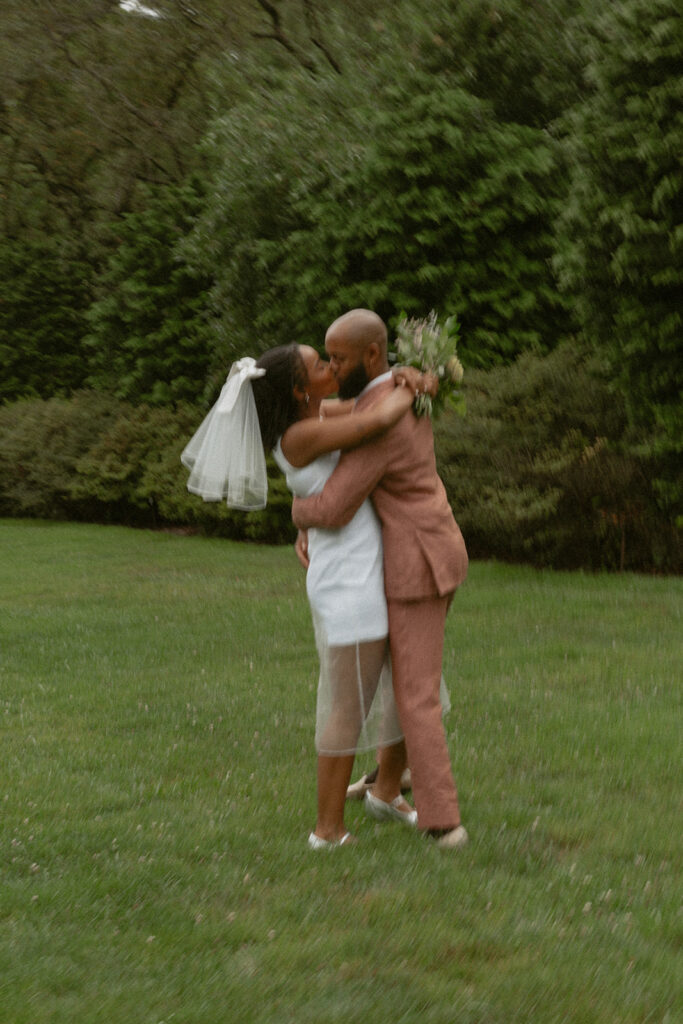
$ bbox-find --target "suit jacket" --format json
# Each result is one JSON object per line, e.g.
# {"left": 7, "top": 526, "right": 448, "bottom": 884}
{"left": 292, "top": 378, "right": 468, "bottom": 601}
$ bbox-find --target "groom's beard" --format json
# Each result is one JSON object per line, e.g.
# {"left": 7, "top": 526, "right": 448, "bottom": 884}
{"left": 337, "top": 362, "right": 370, "bottom": 400}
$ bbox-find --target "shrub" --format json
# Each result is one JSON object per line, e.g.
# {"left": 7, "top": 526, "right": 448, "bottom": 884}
{"left": 436, "top": 345, "right": 680, "bottom": 572}
{"left": 1, "top": 366, "right": 677, "bottom": 571}
{"left": 0, "top": 392, "right": 121, "bottom": 520}
{"left": 0, "top": 393, "right": 295, "bottom": 542}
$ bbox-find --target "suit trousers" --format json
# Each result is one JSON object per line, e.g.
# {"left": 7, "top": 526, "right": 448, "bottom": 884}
{"left": 387, "top": 594, "right": 461, "bottom": 831}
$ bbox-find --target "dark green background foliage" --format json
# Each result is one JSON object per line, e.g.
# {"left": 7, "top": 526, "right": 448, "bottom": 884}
{"left": 0, "top": 0, "right": 679, "bottom": 569}
{"left": 0, "top": 362, "right": 678, "bottom": 571}
{"left": 84, "top": 182, "right": 215, "bottom": 406}
{"left": 554, "top": 0, "right": 682, "bottom": 513}
{"left": 227, "top": 78, "right": 567, "bottom": 368}
{"left": 0, "top": 240, "right": 93, "bottom": 402}
{"left": 437, "top": 345, "right": 678, "bottom": 572}
{"left": 0, "top": 392, "right": 294, "bottom": 543}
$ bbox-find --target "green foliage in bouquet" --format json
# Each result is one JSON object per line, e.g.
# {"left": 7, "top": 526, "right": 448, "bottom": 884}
{"left": 394, "top": 311, "right": 465, "bottom": 418}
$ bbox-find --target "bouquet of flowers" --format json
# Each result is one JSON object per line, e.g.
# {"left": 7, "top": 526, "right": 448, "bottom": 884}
{"left": 394, "top": 310, "right": 465, "bottom": 418}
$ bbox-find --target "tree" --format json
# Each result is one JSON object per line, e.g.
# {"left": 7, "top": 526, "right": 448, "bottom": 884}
{"left": 277, "top": 75, "right": 567, "bottom": 367}
{"left": 420, "top": 0, "right": 590, "bottom": 129}
{"left": 0, "top": 238, "right": 92, "bottom": 401}
{"left": 85, "top": 181, "right": 215, "bottom": 406}
{"left": 0, "top": 0, "right": 390, "bottom": 400}
{"left": 192, "top": 16, "right": 570, "bottom": 368}
{"left": 0, "top": 0, "right": 259, "bottom": 245}
{"left": 555, "top": 0, "right": 682, "bottom": 514}
{"left": 184, "top": 15, "right": 384, "bottom": 369}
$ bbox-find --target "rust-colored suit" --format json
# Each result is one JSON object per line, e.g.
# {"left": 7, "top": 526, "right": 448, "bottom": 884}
{"left": 292, "top": 377, "right": 468, "bottom": 830}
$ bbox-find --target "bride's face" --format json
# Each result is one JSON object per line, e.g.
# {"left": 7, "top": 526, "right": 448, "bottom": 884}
{"left": 298, "top": 345, "right": 336, "bottom": 400}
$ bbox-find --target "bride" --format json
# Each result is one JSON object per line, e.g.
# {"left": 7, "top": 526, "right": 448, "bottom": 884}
{"left": 182, "top": 343, "right": 432, "bottom": 848}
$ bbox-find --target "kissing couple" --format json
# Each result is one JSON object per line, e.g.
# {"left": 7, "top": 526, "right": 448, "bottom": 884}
{"left": 182, "top": 308, "right": 469, "bottom": 851}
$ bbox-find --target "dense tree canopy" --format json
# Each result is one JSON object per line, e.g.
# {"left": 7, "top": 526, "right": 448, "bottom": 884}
{"left": 84, "top": 181, "right": 214, "bottom": 405}
{"left": 420, "top": 0, "right": 588, "bottom": 128}
{"left": 0, "top": 238, "right": 92, "bottom": 401}
{"left": 0, "top": 0, "right": 679, "bottom": 568}
{"left": 0, "top": 0, "right": 260, "bottom": 242}
{"left": 555, "top": 0, "right": 682, "bottom": 509}
{"left": 189, "top": 0, "right": 581, "bottom": 367}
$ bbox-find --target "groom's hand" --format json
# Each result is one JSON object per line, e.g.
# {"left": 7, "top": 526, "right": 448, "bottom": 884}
{"left": 295, "top": 529, "right": 310, "bottom": 569}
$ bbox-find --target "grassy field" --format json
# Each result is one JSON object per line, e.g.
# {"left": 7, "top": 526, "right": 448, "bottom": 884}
{"left": 1, "top": 519, "right": 680, "bottom": 1023}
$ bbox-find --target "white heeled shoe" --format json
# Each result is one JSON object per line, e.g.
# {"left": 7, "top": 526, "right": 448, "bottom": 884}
{"left": 307, "top": 831, "right": 353, "bottom": 850}
{"left": 364, "top": 790, "right": 418, "bottom": 827}
{"left": 346, "top": 767, "right": 412, "bottom": 801}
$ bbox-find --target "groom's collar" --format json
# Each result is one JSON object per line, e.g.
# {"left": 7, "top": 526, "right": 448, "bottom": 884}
{"left": 357, "top": 370, "right": 392, "bottom": 401}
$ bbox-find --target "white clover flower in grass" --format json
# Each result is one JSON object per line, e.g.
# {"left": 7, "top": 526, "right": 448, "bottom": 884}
{"left": 394, "top": 310, "right": 465, "bottom": 418}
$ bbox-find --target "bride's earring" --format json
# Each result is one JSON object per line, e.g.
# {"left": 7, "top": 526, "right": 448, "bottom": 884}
{"left": 305, "top": 392, "right": 310, "bottom": 406}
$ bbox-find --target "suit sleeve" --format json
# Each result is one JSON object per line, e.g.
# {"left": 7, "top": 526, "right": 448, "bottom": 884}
{"left": 292, "top": 435, "right": 391, "bottom": 529}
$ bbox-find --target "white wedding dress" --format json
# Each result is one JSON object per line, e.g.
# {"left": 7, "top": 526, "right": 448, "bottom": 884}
{"left": 273, "top": 440, "right": 403, "bottom": 755}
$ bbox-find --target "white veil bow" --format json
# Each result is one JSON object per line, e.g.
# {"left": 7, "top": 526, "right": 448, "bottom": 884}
{"left": 181, "top": 357, "right": 268, "bottom": 510}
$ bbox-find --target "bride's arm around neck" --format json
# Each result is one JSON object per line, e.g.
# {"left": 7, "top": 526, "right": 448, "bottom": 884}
{"left": 280, "top": 384, "right": 414, "bottom": 469}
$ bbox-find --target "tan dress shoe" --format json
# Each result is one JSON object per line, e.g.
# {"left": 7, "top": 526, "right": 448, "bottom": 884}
{"left": 435, "top": 825, "right": 469, "bottom": 850}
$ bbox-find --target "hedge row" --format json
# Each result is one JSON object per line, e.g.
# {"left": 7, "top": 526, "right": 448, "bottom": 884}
{"left": 0, "top": 347, "right": 679, "bottom": 571}
{"left": 437, "top": 346, "right": 679, "bottom": 572}
{"left": 0, "top": 391, "right": 294, "bottom": 544}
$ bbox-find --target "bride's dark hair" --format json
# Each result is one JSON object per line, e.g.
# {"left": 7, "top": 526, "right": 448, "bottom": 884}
{"left": 252, "top": 344, "right": 308, "bottom": 451}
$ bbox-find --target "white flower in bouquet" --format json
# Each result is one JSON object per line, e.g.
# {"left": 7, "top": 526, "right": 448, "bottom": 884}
{"left": 394, "top": 311, "right": 465, "bottom": 417}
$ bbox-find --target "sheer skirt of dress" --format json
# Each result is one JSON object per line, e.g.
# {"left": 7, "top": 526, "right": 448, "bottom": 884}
{"left": 311, "top": 609, "right": 404, "bottom": 756}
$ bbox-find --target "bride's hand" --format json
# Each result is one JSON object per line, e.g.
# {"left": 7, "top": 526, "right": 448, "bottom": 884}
{"left": 379, "top": 381, "right": 418, "bottom": 424}
{"left": 419, "top": 371, "right": 439, "bottom": 398}
{"left": 393, "top": 366, "right": 439, "bottom": 398}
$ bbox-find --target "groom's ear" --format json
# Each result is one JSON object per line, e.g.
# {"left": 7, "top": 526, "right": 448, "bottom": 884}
{"left": 364, "top": 340, "right": 381, "bottom": 371}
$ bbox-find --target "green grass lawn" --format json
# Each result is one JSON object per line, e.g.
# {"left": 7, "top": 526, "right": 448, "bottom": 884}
{"left": 1, "top": 519, "right": 680, "bottom": 1023}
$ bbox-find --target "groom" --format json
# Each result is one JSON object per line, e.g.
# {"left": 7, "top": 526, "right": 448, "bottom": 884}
{"left": 292, "top": 309, "right": 469, "bottom": 849}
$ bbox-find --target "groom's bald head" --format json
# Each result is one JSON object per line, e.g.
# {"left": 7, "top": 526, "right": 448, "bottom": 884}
{"left": 325, "top": 309, "right": 389, "bottom": 398}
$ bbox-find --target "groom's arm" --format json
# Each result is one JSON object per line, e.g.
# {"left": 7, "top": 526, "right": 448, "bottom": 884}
{"left": 292, "top": 438, "right": 390, "bottom": 530}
